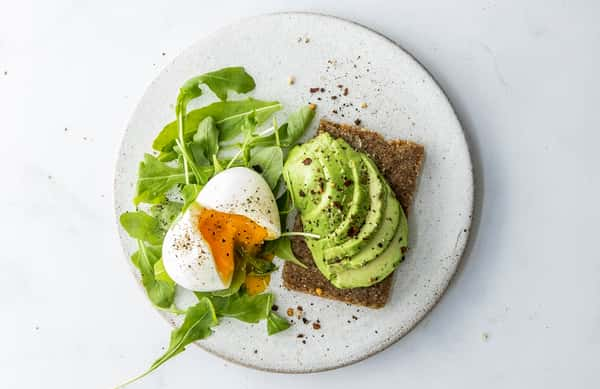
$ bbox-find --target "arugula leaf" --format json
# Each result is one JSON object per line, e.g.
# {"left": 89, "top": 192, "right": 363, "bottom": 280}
{"left": 153, "top": 258, "right": 174, "bottom": 284}
{"left": 152, "top": 98, "right": 282, "bottom": 151}
{"left": 189, "top": 143, "right": 210, "bottom": 166}
{"left": 249, "top": 146, "right": 283, "bottom": 190}
{"left": 157, "top": 150, "right": 178, "bottom": 162}
{"left": 210, "top": 291, "right": 273, "bottom": 323}
{"left": 181, "top": 184, "right": 202, "bottom": 210}
{"left": 150, "top": 200, "right": 182, "bottom": 232}
{"left": 246, "top": 105, "right": 315, "bottom": 152}
{"left": 135, "top": 241, "right": 175, "bottom": 309}
{"left": 120, "top": 211, "right": 164, "bottom": 245}
{"left": 246, "top": 255, "right": 278, "bottom": 276}
{"left": 263, "top": 237, "right": 307, "bottom": 269}
{"left": 191, "top": 116, "right": 219, "bottom": 164}
{"left": 187, "top": 67, "right": 256, "bottom": 101}
{"left": 279, "top": 105, "right": 316, "bottom": 146}
{"left": 130, "top": 244, "right": 161, "bottom": 269}
{"left": 134, "top": 154, "right": 188, "bottom": 205}
{"left": 267, "top": 312, "right": 291, "bottom": 335}
{"left": 117, "top": 298, "right": 217, "bottom": 388}
{"left": 212, "top": 155, "right": 224, "bottom": 174}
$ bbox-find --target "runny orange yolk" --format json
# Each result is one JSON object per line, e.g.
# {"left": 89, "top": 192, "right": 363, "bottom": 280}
{"left": 197, "top": 209, "right": 268, "bottom": 285}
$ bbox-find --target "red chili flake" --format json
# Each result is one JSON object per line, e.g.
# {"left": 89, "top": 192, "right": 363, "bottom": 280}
{"left": 297, "top": 334, "right": 304, "bottom": 338}
{"left": 299, "top": 190, "right": 306, "bottom": 197}
{"left": 312, "top": 322, "right": 321, "bottom": 330}
{"left": 343, "top": 87, "right": 349, "bottom": 96}
{"left": 331, "top": 96, "right": 337, "bottom": 100}
{"left": 302, "top": 158, "right": 312, "bottom": 165}
{"left": 310, "top": 87, "right": 321, "bottom": 93}
{"left": 344, "top": 179, "right": 353, "bottom": 187}
{"left": 348, "top": 226, "right": 359, "bottom": 237}
{"left": 332, "top": 109, "right": 338, "bottom": 114}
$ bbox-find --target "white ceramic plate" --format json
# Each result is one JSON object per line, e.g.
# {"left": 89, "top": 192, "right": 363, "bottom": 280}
{"left": 114, "top": 12, "right": 473, "bottom": 373}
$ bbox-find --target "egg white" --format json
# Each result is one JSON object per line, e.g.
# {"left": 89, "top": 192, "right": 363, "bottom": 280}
{"left": 162, "top": 167, "right": 281, "bottom": 292}
{"left": 162, "top": 205, "right": 229, "bottom": 291}
{"left": 196, "top": 167, "right": 281, "bottom": 239}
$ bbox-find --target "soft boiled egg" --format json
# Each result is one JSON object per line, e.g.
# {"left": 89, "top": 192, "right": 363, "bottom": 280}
{"left": 162, "top": 167, "right": 281, "bottom": 292}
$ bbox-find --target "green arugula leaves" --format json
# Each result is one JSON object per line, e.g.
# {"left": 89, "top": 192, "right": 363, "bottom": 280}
{"left": 134, "top": 154, "right": 188, "bottom": 205}
{"left": 190, "top": 66, "right": 256, "bottom": 101}
{"left": 279, "top": 105, "right": 316, "bottom": 147}
{"left": 117, "top": 66, "right": 318, "bottom": 388}
{"left": 245, "top": 254, "right": 278, "bottom": 276}
{"left": 267, "top": 312, "right": 291, "bottom": 335}
{"left": 249, "top": 146, "right": 283, "bottom": 190}
{"left": 263, "top": 237, "right": 307, "bottom": 269}
{"left": 152, "top": 98, "right": 282, "bottom": 151}
{"left": 149, "top": 201, "right": 183, "bottom": 232}
{"left": 120, "top": 211, "right": 164, "bottom": 245}
{"left": 116, "top": 298, "right": 218, "bottom": 388}
{"left": 136, "top": 241, "right": 176, "bottom": 309}
{"left": 198, "top": 289, "right": 289, "bottom": 334}
{"left": 120, "top": 211, "right": 177, "bottom": 310}
{"left": 181, "top": 184, "right": 202, "bottom": 210}
{"left": 191, "top": 116, "right": 219, "bottom": 165}
{"left": 210, "top": 291, "right": 273, "bottom": 323}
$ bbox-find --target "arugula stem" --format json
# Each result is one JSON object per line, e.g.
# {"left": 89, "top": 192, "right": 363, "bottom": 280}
{"left": 114, "top": 368, "right": 156, "bottom": 389}
{"left": 156, "top": 305, "right": 187, "bottom": 315}
{"left": 175, "top": 95, "right": 190, "bottom": 185}
{"left": 175, "top": 139, "right": 204, "bottom": 184}
{"left": 226, "top": 148, "right": 244, "bottom": 169}
{"left": 280, "top": 231, "right": 321, "bottom": 239}
{"left": 273, "top": 118, "right": 280, "bottom": 147}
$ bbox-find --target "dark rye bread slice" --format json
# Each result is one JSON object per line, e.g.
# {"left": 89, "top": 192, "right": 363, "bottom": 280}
{"left": 282, "top": 119, "right": 425, "bottom": 308}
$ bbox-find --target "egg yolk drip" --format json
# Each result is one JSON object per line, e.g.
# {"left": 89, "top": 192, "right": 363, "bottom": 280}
{"left": 197, "top": 209, "right": 269, "bottom": 285}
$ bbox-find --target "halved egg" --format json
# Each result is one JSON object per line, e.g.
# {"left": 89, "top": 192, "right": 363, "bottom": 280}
{"left": 162, "top": 167, "right": 281, "bottom": 292}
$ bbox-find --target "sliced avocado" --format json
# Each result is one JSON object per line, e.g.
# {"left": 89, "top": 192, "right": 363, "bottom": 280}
{"left": 282, "top": 132, "right": 411, "bottom": 290}
{"left": 330, "top": 206, "right": 408, "bottom": 289}
{"left": 320, "top": 155, "right": 388, "bottom": 261}
{"left": 300, "top": 136, "right": 352, "bottom": 239}
{"left": 325, "top": 139, "right": 370, "bottom": 245}
{"left": 284, "top": 140, "right": 324, "bottom": 210}
{"left": 327, "top": 182, "right": 400, "bottom": 272}
{"left": 305, "top": 140, "right": 369, "bottom": 255}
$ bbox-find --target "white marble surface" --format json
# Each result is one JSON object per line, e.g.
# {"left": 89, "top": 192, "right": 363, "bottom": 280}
{"left": 2, "top": 1, "right": 599, "bottom": 388}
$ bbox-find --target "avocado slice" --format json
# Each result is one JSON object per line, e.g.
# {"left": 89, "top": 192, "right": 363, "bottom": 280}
{"left": 327, "top": 181, "right": 401, "bottom": 272}
{"left": 284, "top": 138, "right": 345, "bottom": 230}
{"left": 320, "top": 155, "right": 389, "bottom": 262}
{"left": 325, "top": 139, "right": 370, "bottom": 244}
{"left": 329, "top": 206, "right": 408, "bottom": 289}
{"left": 286, "top": 134, "right": 357, "bottom": 242}
{"left": 305, "top": 140, "right": 370, "bottom": 255}
{"left": 284, "top": 141, "right": 325, "bottom": 211}
{"left": 302, "top": 135, "right": 352, "bottom": 233}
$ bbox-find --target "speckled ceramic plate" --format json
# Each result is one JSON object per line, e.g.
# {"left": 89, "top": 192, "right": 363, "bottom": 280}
{"left": 114, "top": 12, "right": 473, "bottom": 373}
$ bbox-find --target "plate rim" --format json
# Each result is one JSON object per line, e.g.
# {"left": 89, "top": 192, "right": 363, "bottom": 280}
{"left": 113, "top": 11, "right": 474, "bottom": 374}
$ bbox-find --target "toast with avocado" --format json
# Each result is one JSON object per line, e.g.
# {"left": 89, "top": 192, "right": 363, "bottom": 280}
{"left": 282, "top": 119, "right": 424, "bottom": 308}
